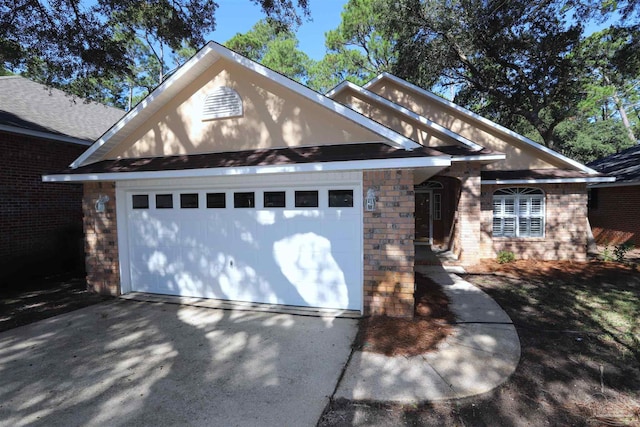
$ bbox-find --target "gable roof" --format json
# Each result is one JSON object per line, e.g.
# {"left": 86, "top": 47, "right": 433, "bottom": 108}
{"left": 326, "top": 81, "right": 484, "bottom": 151}
{"left": 588, "top": 145, "right": 640, "bottom": 187}
{"left": 0, "top": 76, "right": 124, "bottom": 145}
{"left": 70, "top": 42, "right": 421, "bottom": 169}
{"left": 361, "top": 72, "right": 599, "bottom": 175}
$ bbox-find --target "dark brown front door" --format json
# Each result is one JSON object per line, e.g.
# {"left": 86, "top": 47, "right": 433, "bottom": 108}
{"left": 415, "top": 192, "right": 431, "bottom": 243}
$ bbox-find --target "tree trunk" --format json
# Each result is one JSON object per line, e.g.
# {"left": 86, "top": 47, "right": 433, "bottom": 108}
{"left": 612, "top": 91, "right": 637, "bottom": 144}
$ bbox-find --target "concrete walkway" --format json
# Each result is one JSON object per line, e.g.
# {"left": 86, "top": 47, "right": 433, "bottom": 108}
{"left": 335, "top": 265, "right": 521, "bottom": 402}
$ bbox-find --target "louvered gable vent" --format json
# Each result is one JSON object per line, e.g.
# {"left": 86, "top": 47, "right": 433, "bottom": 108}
{"left": 202, "top": 87, "right": 243, "bottom": 120}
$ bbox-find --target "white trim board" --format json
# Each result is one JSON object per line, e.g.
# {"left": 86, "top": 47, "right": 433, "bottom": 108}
{"left": 482, "top": 177, "right": 615, "bottom": 185}
{"left": 71, "top": 43, "right": 421, "bottom": 169}
{"left": 363, "top": 72, "right": 599, "bottom": 175}
{"left": 44, "top": 156, "right": 451, "bottom": 183}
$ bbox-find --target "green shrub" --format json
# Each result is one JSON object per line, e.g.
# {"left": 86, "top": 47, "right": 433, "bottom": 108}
{"left": 497, "top": 250, "right": 516, "bottom": 264}
{"left": 613, "top": 243, "right": 634, "bottom": 263}
{"left": 601, "top": 245, "right": 614, "bottom": 262}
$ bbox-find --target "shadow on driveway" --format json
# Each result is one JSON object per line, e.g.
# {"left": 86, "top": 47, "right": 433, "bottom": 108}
{"left": 0, "top": 300, "right": 357, "bottom": 426}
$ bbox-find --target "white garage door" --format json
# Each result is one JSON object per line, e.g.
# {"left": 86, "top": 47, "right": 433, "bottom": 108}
{"left": 119, "top": 173, "right": 362, "bottom": 311}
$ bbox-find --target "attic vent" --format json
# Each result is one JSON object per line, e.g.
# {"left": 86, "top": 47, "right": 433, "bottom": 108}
{"left": 202, "top": 87, "right": 243, "bottom": 120}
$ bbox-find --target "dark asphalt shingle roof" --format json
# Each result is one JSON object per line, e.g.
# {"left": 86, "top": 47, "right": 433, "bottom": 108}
{"left": 50, "top": 143, "right": 450, "bottom": 175}
{"left": 587, "top": 145, "right": 640, "bottom": 184}
{"left": 0, "top": 76, "right": 124, "bottom": 142}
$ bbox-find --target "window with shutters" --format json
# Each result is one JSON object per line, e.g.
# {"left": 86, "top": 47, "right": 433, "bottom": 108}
{"left": 202, "top": 87, "right": 243, "bottom": 121}
{"left": 493, "top": 188, "right": 545, "bottom": 238}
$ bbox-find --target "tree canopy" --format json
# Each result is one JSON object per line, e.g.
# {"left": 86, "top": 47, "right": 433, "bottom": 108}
{"left": 225, "top": 19, "right": 311, "bottom": 83}
{"left": 0, "top": 0, "right": 309, "bottom": 105}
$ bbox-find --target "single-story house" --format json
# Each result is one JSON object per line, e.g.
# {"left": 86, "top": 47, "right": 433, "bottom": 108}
{"left": 43, "top": 42, "right": 612, "bottom": 317}
{"left": 0, "top": 76, "right": 123, "bottom": 281}
{"left": 587, "top": 145, "right": 640, "bottom": 246}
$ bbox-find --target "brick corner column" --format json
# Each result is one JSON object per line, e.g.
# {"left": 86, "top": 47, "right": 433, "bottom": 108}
{"left": 362, "top": 169, "right": 415, "bottom": 318}
{"left": 83, "top": 182, "right": 120, "bottom": 296}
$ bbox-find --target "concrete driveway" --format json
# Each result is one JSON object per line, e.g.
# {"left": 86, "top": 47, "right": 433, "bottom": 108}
{"left": 0, "top": 299, "right": 357, "bottom": 427}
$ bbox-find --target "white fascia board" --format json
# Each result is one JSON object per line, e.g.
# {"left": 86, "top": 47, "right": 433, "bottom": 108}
{"left": 43, "top": 155, "right": 451, "bottom": 183}
{"left": 327, "top": 81, "right": 484, "bottom": 151}
{"left": 364, "top": 72, "right": 599, "bottom": 175}
{"left": 0, "top": 124, "right": 92, "bottom": 146}
{"left": 70, "top": 45, "right": 220, "bottom": 169}
{"left": 482, "top": 176, "right": 616, "bottom": 185}
{"left": 452, "top": 154, "right": 506, "bottom": 162}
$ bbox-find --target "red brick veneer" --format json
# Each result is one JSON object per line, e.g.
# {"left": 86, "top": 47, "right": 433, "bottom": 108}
{"left": 363, "top": 169, "right": 415, "bottom": 318}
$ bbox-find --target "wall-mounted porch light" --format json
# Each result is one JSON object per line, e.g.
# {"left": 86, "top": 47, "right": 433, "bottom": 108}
{"left": 95, "top": 194, "right": 110, "bottom": 213}
{"left": 365, "top": 188, "right": 377, "bottom": 212}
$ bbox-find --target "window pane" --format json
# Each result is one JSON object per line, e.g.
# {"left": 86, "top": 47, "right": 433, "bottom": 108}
{"left": 207, "top": 193, "right": 226, "bottom": 208}
{"left": 180, "top": 193, "right": 199, "bottom": 209}
{"left": 156, "top": 194, "right": 173, "bottom": 209}
{"left": 329, "top": 190, "right": 353, "bottom": 207}
{"left": 264, "top": 191, "right": 286, "bottom": 208}
{"left": 433, "top": 193, "right": 442, "bottom": 220}
{"left": 295, "top": 191, "right": 319, "bottom": 207}
{"left": 530, "top": 218, "right": 543, "bottom": 237}
{"left": 493, "top": 198, "right": 503, "bottom": 215}
{"left": 234, "top": 192, "right": 255, "bottom": 208}
{"left": 503, "top": 218, "right": 516, "bottom": 237}
{"left": 530, "top": 197, "right": 543, "bottom": 215}
{"left": 493, "top": 217, "right": 503, "bottom": 236}
{"left": 519, "top": 218, "right": 529, "bottom": 236}
{"left": 132, "top": 194, "right": 149, "bottom": 209}
{"left": 504, "top": 198, "right": 515, "bottom": 215}
{"left": 519, "top": 198, "right": 529, "bottom": 215}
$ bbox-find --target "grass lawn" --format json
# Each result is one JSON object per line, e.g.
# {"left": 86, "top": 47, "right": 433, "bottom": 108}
{"left": 320, "top": 260, "right": 640, "bottom": 426}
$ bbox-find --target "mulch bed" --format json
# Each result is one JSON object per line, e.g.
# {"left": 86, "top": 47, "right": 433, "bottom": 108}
{"left": 352, "top": 273, "right": 455, "bottom": 356}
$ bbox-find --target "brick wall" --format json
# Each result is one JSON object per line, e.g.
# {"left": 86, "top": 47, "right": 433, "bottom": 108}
{"left": 363, "top": 169, "right": 415, "bottom": 318}
{"left": 438, "top": 162, "right": 481, "bottom": 265}
{"left": 589, "top": 185, "right": 640, "bottom": 245}
{"left": 0, "top": 131, "right": 86, "bottom": 280}
{"left": 480, "top": 183, "right": 589, "bottom": 261}
{"left": 83, "top": 182, "right": 120, "bottom": 295}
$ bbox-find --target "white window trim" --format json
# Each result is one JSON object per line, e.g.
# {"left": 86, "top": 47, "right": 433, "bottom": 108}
{"left": 493, "top": 188, "right": 545, "bottom": 238}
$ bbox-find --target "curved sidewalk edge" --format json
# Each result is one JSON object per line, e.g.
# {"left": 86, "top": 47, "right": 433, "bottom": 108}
{"left": 334, "top": 265, "right": 521, "bottom": 403}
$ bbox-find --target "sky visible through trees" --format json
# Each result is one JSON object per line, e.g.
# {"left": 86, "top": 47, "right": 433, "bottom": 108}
{"left": 1, "top": 0, "right": 637, "bottom": 162}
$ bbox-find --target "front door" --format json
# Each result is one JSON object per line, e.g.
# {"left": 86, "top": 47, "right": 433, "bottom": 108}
{"left": 415, "top": 191, "right": 432, "bottom": 244}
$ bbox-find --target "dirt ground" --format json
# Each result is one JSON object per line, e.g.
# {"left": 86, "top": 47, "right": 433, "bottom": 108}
{"left": 0, "top": 273, "right": 109, "bottom": 333}
{"left": 320, "top": 259, "right": 640, "bottom": 427}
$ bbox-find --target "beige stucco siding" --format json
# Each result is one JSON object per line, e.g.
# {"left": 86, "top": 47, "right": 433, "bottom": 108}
{"left": 106, "top": 60, "right": 386, "bottom": 159}
{"left": 367, "top": 79, "right": 567, "bottom": 171}
{"left": 331, "top": 90, "right": 450, "bottom": 148}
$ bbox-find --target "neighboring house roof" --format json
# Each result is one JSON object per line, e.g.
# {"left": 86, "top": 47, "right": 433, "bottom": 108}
{"left": 0, "top": 76, "right": 124, "bottom": 145}
{"left": 45, "top": 143, "right": 451, "bottom": 182}
{"left": 360, "top": 72, "right": 600, "bottom": 175}
{"left": 587, "top": 145, "right": 640, "bottom": 187}
{"left": 70, "top": 42, "right": 421, "bottom": 169}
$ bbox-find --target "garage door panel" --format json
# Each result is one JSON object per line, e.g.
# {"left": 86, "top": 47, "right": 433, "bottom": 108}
{"left": 125, "top": 182, "right": 362, "bottom": 311}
